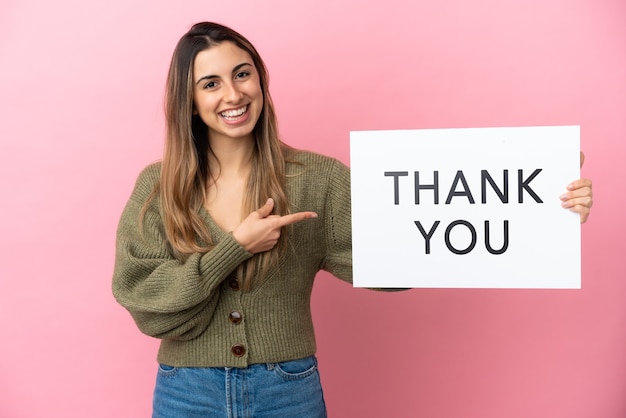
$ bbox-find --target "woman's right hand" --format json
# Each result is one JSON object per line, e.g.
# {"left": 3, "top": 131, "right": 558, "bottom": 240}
{"left": 232, "top": 198, "right": 318, "bottom": 253}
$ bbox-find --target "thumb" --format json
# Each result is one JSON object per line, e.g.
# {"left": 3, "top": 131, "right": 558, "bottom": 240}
{"left": 256, "top": 198, "right": 275, "bottom": 218}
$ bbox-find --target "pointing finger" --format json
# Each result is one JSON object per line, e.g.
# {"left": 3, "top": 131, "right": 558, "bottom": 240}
{"left": 276, "top": 211, "right": 318, "bottom": 227}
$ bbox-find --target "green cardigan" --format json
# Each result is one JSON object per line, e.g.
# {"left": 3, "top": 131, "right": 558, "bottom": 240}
{"left": 112, "top": 151, "right": 353, "bottom": 367}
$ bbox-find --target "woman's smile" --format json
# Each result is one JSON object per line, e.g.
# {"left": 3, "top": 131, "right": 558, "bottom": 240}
{"left": 220, "top": 105, "right": 249, "bottom": 123}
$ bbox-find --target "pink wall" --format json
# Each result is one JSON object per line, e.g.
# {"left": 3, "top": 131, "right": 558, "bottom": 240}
{"left": 1, "top": 0, "right": 624, "bottom": 417}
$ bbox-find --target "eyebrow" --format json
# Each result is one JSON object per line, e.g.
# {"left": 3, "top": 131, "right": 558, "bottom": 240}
{"left": 195, "top": 62, "right": 253, "bottom": 86}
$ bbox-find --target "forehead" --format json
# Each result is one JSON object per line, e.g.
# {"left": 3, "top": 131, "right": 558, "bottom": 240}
{"left": 193, "top": 41, "right": 255, "bottom": 80}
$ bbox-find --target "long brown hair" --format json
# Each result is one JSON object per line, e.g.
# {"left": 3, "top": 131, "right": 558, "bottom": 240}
{"left": 156, "top": 22, "right": 291, "bottom": 289}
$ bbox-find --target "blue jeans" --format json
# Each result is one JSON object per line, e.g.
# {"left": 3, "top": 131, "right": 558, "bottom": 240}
{"left": 152, "top": 356, "right": 327, "bottom": 418}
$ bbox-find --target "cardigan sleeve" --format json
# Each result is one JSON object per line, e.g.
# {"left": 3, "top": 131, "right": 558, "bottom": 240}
{"left": 112, "top": 165, "right": 253, "bottom": 341}
{"left": 320, "top": 159, "right": 353, "bottom": 283}
{"left": 319, "top": 158, "right": 408, "bottom": 292}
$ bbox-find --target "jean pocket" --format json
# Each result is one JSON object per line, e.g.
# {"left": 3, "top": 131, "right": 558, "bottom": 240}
{"left": 157, "top": 364, "right": 179, "bottom": 377}
{"left": 272, "top": 356, "right": 318, "bottom": 380}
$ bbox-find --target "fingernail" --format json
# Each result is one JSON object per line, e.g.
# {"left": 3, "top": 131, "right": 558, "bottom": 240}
{"left": 266, "top": 198, "right": 273, "bottom": 205}
{"left": 559, "top": 194, "right": 567, "bottom": 200}
{"left": 311, "top": 213, "right": 318, "bottom": 218}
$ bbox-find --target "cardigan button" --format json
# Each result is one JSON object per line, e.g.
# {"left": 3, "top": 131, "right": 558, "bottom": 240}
{"left": 229, "top": 311, "right": 242, "bottom": 325}
{"left": 228, "top": 276, "right": 240, "bottom": 291}
{"left": 231, "top": 344, "right": 246, "bottom": 357}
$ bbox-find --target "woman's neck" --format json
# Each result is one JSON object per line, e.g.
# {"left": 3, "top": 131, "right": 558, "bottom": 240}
{"left": 208, "top": 136, "right": 254, "bottom": 179}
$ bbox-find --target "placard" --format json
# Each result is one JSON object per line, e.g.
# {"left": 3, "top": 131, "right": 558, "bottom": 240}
{"left": 350, "top": 126, "right": 581, "bottom": 288}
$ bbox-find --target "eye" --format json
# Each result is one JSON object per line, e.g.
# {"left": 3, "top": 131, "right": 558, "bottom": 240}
{"left": 203, "top": 80, "right": 218, "bottom": 89}
{"left": 235, "top": 71, "right": 250, "bottom": 80}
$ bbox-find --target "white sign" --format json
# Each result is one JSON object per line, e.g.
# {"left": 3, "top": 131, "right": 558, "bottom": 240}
{"left": 350, "top": 126, "right": 581, "bottom": 288}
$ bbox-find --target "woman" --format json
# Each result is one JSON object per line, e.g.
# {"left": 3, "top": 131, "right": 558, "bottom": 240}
{"left": 112, "top": 22, "right": 593, "bottom": 417}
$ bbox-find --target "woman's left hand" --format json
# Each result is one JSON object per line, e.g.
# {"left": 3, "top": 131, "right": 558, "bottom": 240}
{"left": 560, "top": 152, "right": 593, "bottom": 223}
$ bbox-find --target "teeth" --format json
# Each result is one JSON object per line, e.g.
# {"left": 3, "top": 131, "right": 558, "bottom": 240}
{"left": 221, "top": 106, "right": 247, "bottom": 118}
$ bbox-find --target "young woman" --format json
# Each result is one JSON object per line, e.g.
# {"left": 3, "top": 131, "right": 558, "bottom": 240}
{"left": 112, "top": 22, "right": 593, "bottom": 417}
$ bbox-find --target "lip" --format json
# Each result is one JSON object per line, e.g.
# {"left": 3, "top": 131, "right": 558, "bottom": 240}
{"left": 218, "top": 104, "right": 250, "bottom": 125}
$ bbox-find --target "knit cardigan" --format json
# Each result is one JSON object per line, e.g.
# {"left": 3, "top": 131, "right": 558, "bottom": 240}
{"left": 112, "top": 151, "right": 353, "bottom": 367}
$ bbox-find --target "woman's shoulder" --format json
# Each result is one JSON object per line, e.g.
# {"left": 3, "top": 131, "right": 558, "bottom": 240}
{"left": 287, "top": 149, "right": 349, "bottom": 174}
{"left": 137, "top": 161, "right": 162, "bottom": 180}
{"left": 129, "top": 161, "right": 162, "bottom": 202}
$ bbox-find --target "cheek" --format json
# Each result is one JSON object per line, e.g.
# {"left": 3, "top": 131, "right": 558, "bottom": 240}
{"left": 194, "top": 100, "right": 218, "bottom": 128}
{"left": 195, "top": 96, "right": 218, "bottom": 115}
{"left": 248, "top": 77, "right": 263, "bottom": 100}
{"left": 251, "top": 86, "right": 264, "bottom": 107}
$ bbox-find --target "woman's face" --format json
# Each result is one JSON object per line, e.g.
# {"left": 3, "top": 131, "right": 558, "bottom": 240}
{"left": 192, "top": 41, "right": 263, "bottom": 144}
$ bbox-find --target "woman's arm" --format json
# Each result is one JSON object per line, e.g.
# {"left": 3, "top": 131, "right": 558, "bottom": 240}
{"left": 112, "top": 168, "right": 252, "bottom": 341}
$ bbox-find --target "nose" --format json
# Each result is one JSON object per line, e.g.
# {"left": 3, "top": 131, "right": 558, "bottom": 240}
{"left": 223, "top": 82, "right": 243, "bottom": 104}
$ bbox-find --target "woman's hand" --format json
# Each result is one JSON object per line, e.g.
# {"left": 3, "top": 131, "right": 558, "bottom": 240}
{"left": 232, "top": 198, "right": 318, "bottom": 253}
{"left": 560, "top": 152, "right": 593, "bottom": 223}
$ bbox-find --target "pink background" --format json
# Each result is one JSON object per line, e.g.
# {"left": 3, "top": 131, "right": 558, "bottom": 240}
{"left": 0, "top": 0, "right": 624, "bottom": 417}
